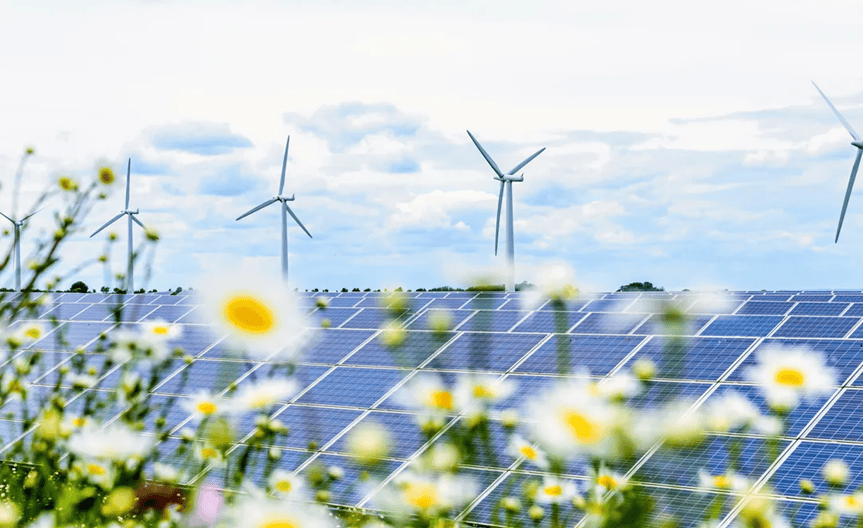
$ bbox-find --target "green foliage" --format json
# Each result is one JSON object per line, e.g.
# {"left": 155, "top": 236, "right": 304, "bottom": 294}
{"left": 69, "top": 281, "right": 88, "bottom": 293}
{"left": 617, "top": 281, "right": 664, "bottom": 292}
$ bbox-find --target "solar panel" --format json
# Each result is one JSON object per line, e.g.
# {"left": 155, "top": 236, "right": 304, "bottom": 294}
{"left": 9, "top": 288, "right": 863, "bottom": 528}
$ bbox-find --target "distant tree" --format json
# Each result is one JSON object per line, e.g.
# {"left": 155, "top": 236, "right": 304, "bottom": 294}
{"left": 113, "top": 287, "right": 127, "bottom": 294}
{"left": 341, "top": 288, "right": 348, "bottom": 293}
{"left": 416, "top": 288, "right": 426, "bottom": 292}
{"left": 69, "top": 281, "right": 88, "bottom": 293}
{"left": 352, "top": 288, "right": 360, "bottom": 292}
{"left": 364, "top": 288, "right": 371, "bottom": 292}
{"left": 100, "top": 286, "right": 110, "bottom": 294}
{"left": 617, "top": 281, "right": 664, "bottom": 292}
{"left": 134, "top": 288, "right": 145, "bottom": 294}
{"left": 394, "top": 287, "right": 403, "bottom": 292}
{"left": 170, "top": 287, "right": 183, "bottom": 296}
{"left": 311, "top": 288, "right": 319, "bottom": 293}
{"left": 323, "top": 289, "right": 329, "bottom": 293}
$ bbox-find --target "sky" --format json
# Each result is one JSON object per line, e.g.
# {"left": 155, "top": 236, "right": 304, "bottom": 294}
{"left": 2, "top": 0, "right": 863, "bottom": 293}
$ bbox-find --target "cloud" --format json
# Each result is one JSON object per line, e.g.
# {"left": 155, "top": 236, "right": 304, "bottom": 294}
{"left": 387, "top": 189, "right": 493, "bottom": 232}
{"left": 149, "top": 122, "right": 253, "bottom": 155}
{"left": 197, "top": 163, "right": 264, "bottom": 197}
{"left": 286, "top": 102, "right": 424, "bottom": 153}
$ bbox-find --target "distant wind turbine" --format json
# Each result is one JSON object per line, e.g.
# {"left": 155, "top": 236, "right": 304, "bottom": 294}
{"left": 0, "top": 208, "right": 44, "bottom": 292}
{"left": 236, "top": 136, "right": 312, "bottom": 283}
{"left": 91, "top": 159, "right": 148, "bottom": 293}
{"left": 812, "top": 81, "right": 863, "bottom": 243}
{"left": 466, "top": 130, "right": 545, "bottom": 292}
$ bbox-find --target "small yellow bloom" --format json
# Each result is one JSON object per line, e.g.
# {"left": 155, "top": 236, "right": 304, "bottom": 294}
{"left": 98, "top": 167, "right": 115, "bottom": 185}
{"left": 58, "top": 176, "right": 78, "bottom": 191}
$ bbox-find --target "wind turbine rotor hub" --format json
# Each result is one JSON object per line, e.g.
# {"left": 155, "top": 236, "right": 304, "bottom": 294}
{"left": 853, "top": 141, "right": 863, "bottom": 150}
{"left": 277, "top": 195, "right": 296, "bottom": 201}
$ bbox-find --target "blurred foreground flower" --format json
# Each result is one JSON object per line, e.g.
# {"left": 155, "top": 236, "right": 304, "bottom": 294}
{"left": 745, "top": 344, "right": 836, "bottom": 410}
{"left": 199, "top": 274, "right": 308, "bottom": 360}
{"left": 522, "top": 262, "right": 579, "bottom": 310}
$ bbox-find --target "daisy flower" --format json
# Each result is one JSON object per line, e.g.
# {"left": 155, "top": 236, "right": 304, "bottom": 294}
{"left": 507, "top": 435, "right": 549, "bottom": 470}
{"left": 346, "top": 420, "right": 392, "bottom": 464}
{"left": 524, "top": 378, "right": 630, "bottom": 460}
{"left": 67, "top": 423, "right": 154, "bottom": 463}
{"left": 455, "top": 375, "right": 516, "bottom": 406}
{"left": 594, "top": 372, "right": 641, "bottom": 401}
{"left": 199, "top": 274, "right": 308, "bottom": 361}
{"left": 379, "top": 471, "right": 478, "bottom": 517}
{"left": 181, "top": 390, "right": 228, "bottom": 422}
{"left": 535, "top": 476, "right": 578, "bottom": 504}
{"left": 232, "top": 377, "right": 297, "bottom": 412}
{"left": 108, "top": 328, "right": 141, "bottom": 363}
{"left": 218, "top": 494, "right": 338, "bottom": 528}
{"left": 60, "top": 414, "right": 91, "bottom": 437}
{"left": 194, "top": 443, "right": 226, "bottom": 467}
{"left": 823, "top": 459, "right": 850, "bottom": 486}
{"left": 268, "top": 469, "right": 306, "bottom": 498}
{"left": 75, "top": 458, "right": 114, "bottom": 488}
{"left": 139, "top": 319, "right": 182, "bottom": 362}
{"left": 395, "top": 374, "right": 459, "bottom": 417}
{"left": 589, "top": 464, "right": 630, "bottom": 495}
{"left": 745, "top": 343, "right": 836, "bottom": 410}
{"left": 7, "top": 321, "right": 46, "bottom": 347}
{"left": 828, "top": 493, "right": 863, "bottom": 516}
{"left": 704, "top": 390, "right": 761, "bottom": 433}
{"left": 697, "top": 469, "right": 750, "bottom": 493}
{"left": 521, "top": 262, "right": 579, "bottom": 310}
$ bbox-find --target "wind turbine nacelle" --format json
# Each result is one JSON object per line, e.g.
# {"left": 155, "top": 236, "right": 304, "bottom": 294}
{"left": 277, "top": 195, "right": 296, "bottom": 202}
{"left": 853, "top": 141, "right": 863, "bottom": 150}
{"left": 123, "top": 209, "right": 139, "bottom": 215}
{"left": 505, "top": 173, "right": 524, "bottom": 182}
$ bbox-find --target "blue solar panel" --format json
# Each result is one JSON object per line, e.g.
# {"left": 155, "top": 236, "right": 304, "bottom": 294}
{"left": 790, "top": 294, "right": 835, "bottom": 303}
{"left": 686, "top": 298, "right": 743, "bottom": 314}
{"left": 466, "top": 310, "right": 530, "bottom": 333}
{"left": 833, "top": 295, "right": 863, "bottom": 303}
{"left": 771, "top": 316, "right": 860, "bottom": 338}
{"left": 624, "top": 337, "right": 754, "bottom": 381}
{"left": 155, "top": 359, "right": 256, "bottom": 395}
{"left": 340, "top": 309, "right": 397, "bottom": 330}
{"left": 297, "top": 367, "right": 404, "bottom": 408}
{"left": 299, "top": 329, "right": 376, "bottom": 364}
{"left": 632, "top": 314, "right": 713, "bottom": 336}
{"left": 345, "top": 331, "right": 453, "bottom": 368}
{"left": 327, "top": 410, "right": 429, "bottom": 460}
{"left": 750, "top": 294, "right": 794, "bottom": 301}
{"left": 39, "top": 303, "right": 88, "bottom": 321}
{"left": 843, "top": 303, "right": 863, "bottom": 317}
{"left": 808, "top": 389, "right": 863, "bottom": 442}
{"left": 405, "top": 309, "right": 475, "bottom": 331}
{"left": 770, "top": 441, "right": 863, "bottom": 498}
{"left": 736, "top": 301, "right": 793, "bottom": 316}
{"left": 789, "top": 302, "right": 849, "bottom": 316}
{"left": 320, "top": 296, "right": 362, "bottom": 308}
{"left": 727, "top": 338, "right": 863, "bottom": 385}
{"left": 314, "top": 308, "right": 361, "bottom": 328}
{"left": 274, "top": 404, "right": 363, "bottom": 451}
{"left": 425, "top": 332, "right": 547, "bottom": 372}
{"left": 423, "top": 298, "right": 472, "bottom": 310}
{"left": 537, "top": 298, "right": 589, "bottom": 311}
{"left": 583, "top": 298, "right": 632, "bottom": 312}
{"left": 516, "top": 335, "right": 645, "bottom": 375}
{"left": 511, "top": 311, "right": 586, "bottom": 333}
{"left": 138, "top": 305, "right": 194, "bottom": 323}
{"left": 571, "top": 312, "right": 647, "bottom": 334}
{"left": 702, "top": 385, "right": 826, "bottom": 437}
{"left": 699, "top": 315, "right": 784, "bottom": 337}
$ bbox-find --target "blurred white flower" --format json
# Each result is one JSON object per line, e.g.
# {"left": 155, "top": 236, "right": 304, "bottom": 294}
{"left": 268, "top": 469, "right": 306, "bottom": 498}
{"left": 395, "top": 374, "right": 458, "bottom": 426}
{"left": 828, "top": 493, "right": 863, "bottom": 516}
{"left": 589, "top": 464, "right": 630, "bottom": 495}
{"left": 194, "top": 443, "right": 225, "bottom": 467}
{"left": 697, "top": 469, "right": 750, "bottom": 493}
{"left": 108, "top": 328, "right": 139, "bottom": 363}
{"left": 8, "top": 321, "right": 46, "bottom": 347}
{"left": 525, "top": 378, "right": 631, "bottom": 460}
{"left": 521, "top": 262, "right": 579, "bottom": 310}
{"left": 426, "top": 443, "right": 460, "bottom": 472}
{"left": 75, "top": 459, "right": 115, "bottom": 488}
{"left": 753, "top": 415, "right": 784, "bottom": 437}
{"left": 704, "top": 390, "right": 761, "bottom": 433}
{"left": 346, "top": 420, "right": 392, "bottom": 464}
{"left": 824, "top": 459, "right": 850, "bottom": 487}
{"left": 60, "top": 414, "right": 91, "bottom": 437}
{"left": 68, "top": 373, "right": 98, "bottom": 390}
{"left": 745, "top": 344, "right": 836, "bottom": 410}
{"left": 218, "top": 493, "right": 338, "bottom": 528}
{"left": 507, "top": 435, "right": 549, "bottom": 470}
{"left": 594, "top": 372, "right": 641, "bottom": 400}
{"left": 67, "top": 423, "right": 153, "bottom": 463}
{"left": 377, "top": 471, "right": 478, "bottom": 517}
{"left": 427, "top": 309, "right": 453, "bottom": 335}
{"left": 455, "top": 375, "right": 516, "bottom": 408}
{"left": 182, "top": 390, "right": 229, "bottom": 422}
{"left": 153, "top": 462, "right": 184, "bottom": 484}
{"left": 233, "top": 377, "right": 297, "bottom": 411}
{"left": 535, "top": 476, "right": 578, "bottom": 504}
{"left": 199, "top": 274, "right": 308, "bottom": 361}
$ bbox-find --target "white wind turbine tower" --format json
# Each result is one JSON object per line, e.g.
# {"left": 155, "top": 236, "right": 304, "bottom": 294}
{"left": 466, "top": 130, "right": 545, "bottom": 292}
{"left": 236, "top": 136, "right": 312, "bottom": 283}
{"left": 91, "top": 159, "right": 148, "bottom": 293}
{"left": 0, "top": 208, "right": 44, "bottom": 292}
{"left": 812, "top": 81, "right": 863, "bottom": 243}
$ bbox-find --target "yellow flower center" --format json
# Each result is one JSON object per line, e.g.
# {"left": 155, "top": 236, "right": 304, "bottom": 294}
{"left": 87, "top": 464, "right": 106, "bottom": 476}
{"left": 73, "top": 418, "right": 85, "bottom": 427}
{"left": 25, "top": 328, "right": 41, "bottom": 339}
{"left": 562, "top": 410, "right": 601, "bottom": 443}
{"left": 224, "top": 295, "right": 275, "bottom": 334}
{"left": 260, "top": 518, "right": 299, "bottom": 528}
{"left": 275, "top": 480, "right": 292, "bottom": 493}
{"left": 197, "top": 402, "right": 217, "bottom": 415}
{"left": 587, "top": 383, "right": 601, "bottom": 397}
{"left": 597, "top": 475, "right": 617, "bottom": 489}
{"left": 99, "top": 168, "right": 115, "bottom": 184}
{"left": 430, "top": 390, "right": 453, "bottom": 411}
{"left": 713, "top": 475, "right": 730, "bottom": 488}
{"left": 250, "top": 395, "right": 272, "bottom": 408}
{"left": 59, "top": 177, "right": 74, "bottom": 190}
{"left": 544, "top": 485, "right": 563, "bottom": 496}
{"left": 775, "top": 367, "right": 805, "bottom": 387}
{"left": 201, "top": 447, "right": 218, "bottom": 459}
{"left": 404, "top": 482, "right": 438, "bottom": 510}
{"left": 519, "top": 445, "right": 537, "bottom": 459}
{"left": 846, "top": 496, "right": 859, "bottom": 508}
{"left": 152, "top": 326, "right": 169, "bottom": 335}
{"left": 473, "top": 385, "right": 493, "bottom": 398}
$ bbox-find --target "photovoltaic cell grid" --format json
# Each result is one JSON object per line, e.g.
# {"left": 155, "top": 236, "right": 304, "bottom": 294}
{"left": 5, "top": 289, "right": 863, "bottom": 526}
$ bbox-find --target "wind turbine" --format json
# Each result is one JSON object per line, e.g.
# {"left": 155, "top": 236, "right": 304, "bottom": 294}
{"left": 812, "top": 81, "right": 863, "bottom": 243}
{"left": 236, "top": 136, "right": 312, "bottom": 283}
{"left": 466, "top": 130, "right": 545, "bottom": 292}
{"left": 91, "top": 159, "right": 148, "bottom": 293}
{"left": 0, "top": 208, "right": 43, "bottom": 292}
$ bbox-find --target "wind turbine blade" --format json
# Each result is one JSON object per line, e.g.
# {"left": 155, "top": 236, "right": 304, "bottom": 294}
{"left": 0, "top": 211, "right": 14, "bottom": 224}
{"left": 813, "top": 81, "right": 861, "bottom": 141}
{"left": 284, "top": 203, "right": 312, "bottom": 238}
{"left": 130, "top": 215, "right": 146, "bottom": 230}
{"left": 236, "top": 198, "right": 278, "bottom": 221}
{"left": 90, "top": 213, "right": 125, "bottom": 237}
{"left": 466, "top": 130, "right": 504, "bottom": 178}
{"left": 125, "top": 159, "right": 131, "bottom": 209}
{"left": 836, "top": 149, "right": 863, "bottom": 243}
{"left": 279, "top": 136, "right": 290, "bottom": 195}
{"left": 21, "top": 205, "right": 48, "bottom": 222}
{"left": 508, "top": 147, "right": 546, "bottom": 175}
{"left": 494, "top": 180, "right": 504, "bottom": 255}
